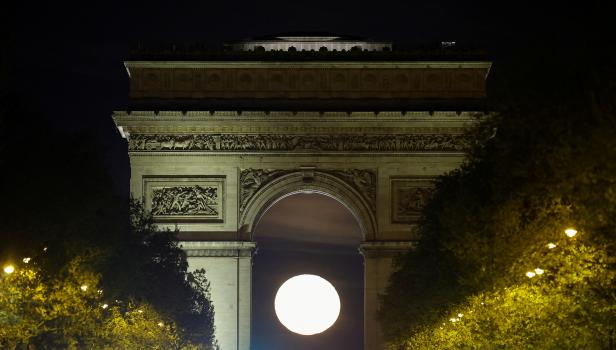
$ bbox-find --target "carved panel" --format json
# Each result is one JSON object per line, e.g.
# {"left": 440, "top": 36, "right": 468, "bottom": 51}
{"left": 152, "top": 186, "right": 218, "bottom": 216}
{"left": 143, "top": 177, "right": 225, "bottom": 222}
{"left": 239, "top": 169, "right": 293, "bottom": 213}
{"left": 391, "top": 177, "right": 435, "bottom": 224}
{"left": 321, "top": 169, "right": 377, "bottom": 212}
{"left": 128, "top": 133, "right": 467, "bottom": 152}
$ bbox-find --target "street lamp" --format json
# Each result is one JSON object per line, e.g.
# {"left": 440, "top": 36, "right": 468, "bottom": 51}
{"left": 3, "top": 265, "right": 15, "bottom": 274}
{"left": 565, "top": 228, "right": 577, "bottom": 238}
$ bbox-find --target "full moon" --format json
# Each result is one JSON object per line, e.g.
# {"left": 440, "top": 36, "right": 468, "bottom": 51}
{"left": 274, "top": 274, "right": 341, "bottom": 335}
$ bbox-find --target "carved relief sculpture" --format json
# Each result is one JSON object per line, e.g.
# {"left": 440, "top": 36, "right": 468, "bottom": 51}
{"left": 391, "top": 178, "right": 435, "bottom": 224}
{"left": 239, "top": 169, "right": 293, "bottom": 213}
{"left": 151, "top": 185, "right": 219, "bottom": 216}
{"left": 128, "top": 133, "right": 467, "bottom": 153}
{"left": 143, "top": 178, "right": 225, "bottom": 222}
{"left": 239, "top": 168, "right": 377, "bottom": 214}
{"left": 321, "top": 169, "right": 377, "bottom": 211}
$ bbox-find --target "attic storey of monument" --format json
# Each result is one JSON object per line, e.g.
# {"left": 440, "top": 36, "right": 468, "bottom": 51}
{"left": 113, "top": 34, "right": 491, "bottom": 350}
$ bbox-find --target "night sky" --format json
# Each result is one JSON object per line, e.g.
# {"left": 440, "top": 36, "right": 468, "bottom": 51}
{"left": 4, "top": 2, "right": 605, "bottom": 349}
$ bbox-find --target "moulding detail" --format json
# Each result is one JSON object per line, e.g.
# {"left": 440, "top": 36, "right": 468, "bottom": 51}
{"left": 127, "top": 133, "right": 468, "bottom": 152}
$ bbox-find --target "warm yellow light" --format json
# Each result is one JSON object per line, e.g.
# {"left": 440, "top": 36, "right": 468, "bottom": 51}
{"left": 565, "top": 228, "right": 577, "bottom": 238}
{"left": 102, "top": 304, "right": 108, "bottom": 309}
{"left": 157, "top": 322, "right": 164, "bottom": 327}
{"left": 3, "top": 265, "right": 15, "bottom": 274}
{"left": 449, "top": 318, "right": 457, "bottom": 322}
{"left": 138, "top": 309, "right": 143, "bottom": 313}
{"left": 526, "top": 271, "right": 536, "bottom": 278}
{"left": 547, "top": 243, "right": 557, "bottom": 249}
{"left": 457, "top": 313, "right": 464, "bottom": 318}
{"left": 534, "top": 268, "right": 544, "bottom": 275}
{"left": 22, "top": 257, "right": 31, "bottom": 263}
{"left": 274, "top": 274, "right": 341, "bottom": 335}
{"left": 80, "top": 285, "right": 88, "bottom": 291}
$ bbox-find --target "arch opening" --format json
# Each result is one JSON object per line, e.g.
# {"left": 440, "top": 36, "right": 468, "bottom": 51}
{"left": 251, "top": 192, "right": 364, "bottom": 350}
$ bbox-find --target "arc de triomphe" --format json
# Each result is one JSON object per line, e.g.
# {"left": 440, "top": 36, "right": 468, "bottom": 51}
{"left": 113, "top": 34, "right": 490, "bottom": 350}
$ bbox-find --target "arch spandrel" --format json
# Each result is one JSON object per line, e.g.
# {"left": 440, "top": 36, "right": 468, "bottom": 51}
{"left": 239, "top": 170, "right": 377, "bottom": 241}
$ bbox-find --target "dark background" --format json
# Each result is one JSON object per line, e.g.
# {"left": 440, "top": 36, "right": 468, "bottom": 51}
{"left": 3, "top": 2, "right": 607, "bottom": 349}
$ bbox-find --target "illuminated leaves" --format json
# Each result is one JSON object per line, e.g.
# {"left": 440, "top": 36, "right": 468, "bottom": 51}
{"left": 0, "top": 257, "right": 208, "bottom": 349}
{"left": 396, "top": 240, "right": 615, "bottom": 349}
{"left": 380, "top": 60, "right": 616, "bottom": 348}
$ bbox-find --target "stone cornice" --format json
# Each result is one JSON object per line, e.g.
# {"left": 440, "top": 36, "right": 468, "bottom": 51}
{"left": 180, "top": 241, "right": 256, "bottom": 257}
{"left": 125, "top": 61, "right": 491, "bottom": 71}
{"left": 360, "top": 241, "right": 418, "bottom": 250}
{"left": 126, "top": 152, "right": 467, "bottom": 158}
{"left": 120, "top": 127, "right": 468, "bottom": 135}
{"left": 359, "top": 241, "right": 417, "bottom": 257}
{"left": 113, "top": 111, "right": 483, "bottom": 138}
{"left": 113, "top": 110, "right": 486, "bottom": 121}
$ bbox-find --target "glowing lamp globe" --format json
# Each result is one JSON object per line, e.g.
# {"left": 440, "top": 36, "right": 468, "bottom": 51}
{"left": 3, "top": 265, "right": 15, "bottom": 274}
{"left": 274, "top": 274, "right": 341, "bottom": 335}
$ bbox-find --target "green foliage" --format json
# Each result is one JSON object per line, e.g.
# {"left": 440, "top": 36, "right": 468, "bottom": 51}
{"left": 0, "top": 204, "right": 218, "bottom": 349}
{"left": 380, "top": 43, "right": 616, "bottom": 349}
{"left": 0, "top": 255, "right": 200, "bottom": 349}
{"left": 392, "top": 233, "right": 614, "bottom": 349}
{"left": 115, "top": 199, "right": 217, "bottom": 347}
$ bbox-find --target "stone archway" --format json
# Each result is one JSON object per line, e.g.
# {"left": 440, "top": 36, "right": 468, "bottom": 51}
{"left": 239, "top": 169, "right": 377, "bottom": 241}
{"left": 241, "top": 170, "right": 375, "bottom": 349}
{"left": 114, "top": 35, "right": 490, "bottom": 349}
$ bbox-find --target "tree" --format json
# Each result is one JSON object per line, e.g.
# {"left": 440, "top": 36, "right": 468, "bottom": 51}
{"left": 0, "top": 203, "right": 218, "bottom": 349}
{"left": 0, "top": 96, "right": 217, "bottom": 348}
{"left": 379, "top": 23, "right": 616, "bottom": 350}
{"left": 0, "top": 254, "right": 203, "bottom": 349}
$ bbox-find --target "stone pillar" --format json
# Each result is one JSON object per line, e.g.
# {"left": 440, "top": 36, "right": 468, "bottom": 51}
{"left": 361, "top": 241, "right": 416, "bottom": 350}
{"left": 181, "top": 241, "right": 256, "bottom": 350}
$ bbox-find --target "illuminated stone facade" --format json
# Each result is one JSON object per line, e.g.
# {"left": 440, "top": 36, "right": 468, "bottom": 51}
{"left": 227, "top": 34, "right": 391, "bottom": 52}
{"left": 114, "top": 35, "right": 490, "bottom": 350}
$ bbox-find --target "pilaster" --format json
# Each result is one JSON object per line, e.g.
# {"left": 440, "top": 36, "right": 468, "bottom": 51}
{"left": 360, "top": 241, "right": 416, "bottom": 350}
{"left": 181, "top": 241, "right": 256, "bottom": 350}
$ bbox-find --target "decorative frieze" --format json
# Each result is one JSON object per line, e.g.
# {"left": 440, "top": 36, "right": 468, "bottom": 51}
{"left": 128, "top": 133, "right": 467, "bottom": 152}
{"left": 128, "top": 66, "right": 488, "bottom": 100}
{"left": 391, "top": 177, "right": 435, "bottom": 224}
